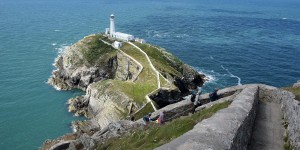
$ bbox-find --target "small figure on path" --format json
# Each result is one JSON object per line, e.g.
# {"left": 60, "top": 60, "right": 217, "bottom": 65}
{"left": 192, "top": 89, "right": 202, "bottom": 114}
{"left": 190, "top": 89, "right": 198, "bottom": 102}
{"left": 143, "top": 113, "right": 152, "bottom": 125}
{"left": 157, "top": 111, "right": 165, "bottom": 124}
{"left": 209, "top": 88, "right": 219, "bottom": 102}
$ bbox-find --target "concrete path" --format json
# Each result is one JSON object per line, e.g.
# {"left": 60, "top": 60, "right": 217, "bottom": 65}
{"left": 248, "top": 100, "right": 284, "bottom": 150}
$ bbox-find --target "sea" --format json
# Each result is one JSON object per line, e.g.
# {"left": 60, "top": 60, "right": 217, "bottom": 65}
{"left": 0, "top": 0, "right": 299, "bottom": 149}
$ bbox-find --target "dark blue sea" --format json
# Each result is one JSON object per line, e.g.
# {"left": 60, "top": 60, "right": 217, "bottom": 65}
{"left": 0, "top": 0, "right": 299, "bottom": 149}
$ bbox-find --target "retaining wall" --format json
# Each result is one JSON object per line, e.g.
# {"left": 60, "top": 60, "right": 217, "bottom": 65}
{"left": 156, "top": 85, "right": 259, "bottom": 150}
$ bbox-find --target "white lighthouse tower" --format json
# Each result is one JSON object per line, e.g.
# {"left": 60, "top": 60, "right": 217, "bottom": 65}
{"left": 105, "top": 14, "right": 135, "bottom": 42}
{"left": 110, "top": 14, "right": 115, "bottom": 35}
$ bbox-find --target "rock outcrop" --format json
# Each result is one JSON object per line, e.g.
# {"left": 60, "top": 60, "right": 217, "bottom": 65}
{"left": 293, "top": 80, "right": 300, "bottom": 88}
{"left": 48, "top": 35, "right": 118, "bottom": 91}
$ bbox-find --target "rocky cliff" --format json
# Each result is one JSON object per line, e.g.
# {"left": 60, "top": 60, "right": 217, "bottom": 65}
{"left": 48, "top": 35, "right": 118, "bottom": 91}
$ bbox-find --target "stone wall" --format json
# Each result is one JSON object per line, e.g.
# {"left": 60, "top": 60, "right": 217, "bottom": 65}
{"left": 156, "top": 85, "right": 259, "bottom": 150}
{"left": 259, "top": 85, "right": 300, "bottom": 149}
{"left": 142, "top": 85, "right": 244, "bottom": 123}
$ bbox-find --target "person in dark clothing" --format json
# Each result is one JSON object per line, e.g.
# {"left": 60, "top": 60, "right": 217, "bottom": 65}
{"left": 192, "top": 91, "right": 202, "bottom": 114}
{"left": 190, "top": 89, "right": 198, "bottom": 102}
{"left": 143, "top": 113, "right": 152, "bottom": 125}
{"left": 130, "top": 115, "right": 135, "bottom": 121}
{"left": 209, "top": 88, "right": 219, "bottom": 102}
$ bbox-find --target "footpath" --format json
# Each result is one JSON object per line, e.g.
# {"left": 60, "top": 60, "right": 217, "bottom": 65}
{"left": 248, "top": 100, "right": 284, "bottom": 150}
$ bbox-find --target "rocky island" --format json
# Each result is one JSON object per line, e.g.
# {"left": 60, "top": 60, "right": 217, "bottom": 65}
{"left": 42, "top": 33, "right": 207, "bottom": 149}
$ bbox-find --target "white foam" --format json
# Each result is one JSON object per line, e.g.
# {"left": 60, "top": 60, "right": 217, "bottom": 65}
{"left": 55, "top": 44, "right": 69, "bottom": 54}
{"left": 153, "top": 34, "right": 162, "bottom": 38}
{"left": 282, "top": 18, "right": 287, "bottom": 20}
{"left": 147, "top": 30, "right": 170, "bottom": 38}
{"left": 52, "top": 43, "right": 57, "bottom": 46}
{"left": 197, "top": 69, "right": 217, "bottom": 84}
{"left": 221, "top": 65, "right": 242, "bottom": 85}
{"left": 54, "top": 29, "right": 61, "bottom": 32}
{"left": 175, "top": 34, "right": 190, "bottom": 38}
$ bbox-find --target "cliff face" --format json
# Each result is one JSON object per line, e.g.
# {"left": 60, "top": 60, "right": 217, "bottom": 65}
{"left": 48, "top": 35, "right": 118, "bottom": 91}
{"left": 46, "top": 34, "right": 206, "bottom": 145}
{"left": 69, "top": 80, "right": 137, "bottom": 128}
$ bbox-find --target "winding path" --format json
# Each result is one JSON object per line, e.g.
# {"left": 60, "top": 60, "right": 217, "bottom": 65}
{"left": 128, "top": 42, "right": 161, "bottom": 88}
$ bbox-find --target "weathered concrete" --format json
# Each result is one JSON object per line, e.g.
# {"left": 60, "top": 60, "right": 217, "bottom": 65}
{"left": 156, "top": 85, "right": 259, "bottom": 150}
{"left": 248, "top": 101, "right": 284, "bottom": 150}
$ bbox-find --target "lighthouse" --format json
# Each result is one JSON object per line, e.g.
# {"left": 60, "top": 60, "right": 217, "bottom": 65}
{"left": 105, "top": 14, "right": 135, "bottom": 42}
{"left": 110, "top": 14, "right": 115, "bottom": 35}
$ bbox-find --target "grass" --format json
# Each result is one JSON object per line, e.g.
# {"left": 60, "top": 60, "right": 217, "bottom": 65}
{"left": 119, "top": 43, "right": 158, "bottom": 101}
{"left": 112, "top": 80, "right": 156, "bottom": 105}
{"left": 133, "top": 102, "right": 155, "bottom": 120}
{"left": 97, "top": 100, "right": 231, "bottom": 150}
{"left": 282, "top": 86, "right": 300, "bottom": 101}
{"left": 283, "top": 119, "right": 293, "bottom": 150}
{"left": 133, "top": 42, "right": 183, "bottom": 78}
{"left": 80, "top": 34, "right": 116, "bottom": 66}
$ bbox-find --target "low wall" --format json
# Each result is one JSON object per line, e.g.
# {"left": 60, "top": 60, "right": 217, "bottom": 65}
{"left": 156, "top": 85, "right": 259, "bottom": 150}
{"left": 259, "top": 85, "right": 300, "bottom": 149}
{"left": 143, "top": 85, "right": 244, "bottom": 123}
{"left": 197, "top": 84, "right": 246, "bottom": 104}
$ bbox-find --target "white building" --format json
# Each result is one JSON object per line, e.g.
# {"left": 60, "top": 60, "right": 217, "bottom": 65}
{"left": 112, "top": 32, "right": 134, "bottom": 41}
{"left": 105, "top": 14, "right": 134, "bottom": 42}
{"left": 135, "top": 38, "right": 146, "bottom": 44}
{"left": 113, "top": 41, "right": 123, "bottom": 49}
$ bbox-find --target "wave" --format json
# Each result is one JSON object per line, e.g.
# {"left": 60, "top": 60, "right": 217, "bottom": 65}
{"left": 54, "top": 29, "right": 61, "bottom": 32}
{"left": 54, "top": 44, "right": 69, "bottom": 54}
{"left": 197, "top": 68, "right": 216, "bottom": 83}
{"left": 145, "top": 29, "right": 189, "bottom": 39}
{"left": 221, "top": 65, "right": 242, "bottom": 85}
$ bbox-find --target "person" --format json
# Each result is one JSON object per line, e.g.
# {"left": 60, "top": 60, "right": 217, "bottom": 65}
{"left": 192, "top": 90, "right": 202, "bottom": 114}
{"left": 157, "top": 111, "right": 165, "bottom": 124}
{"left": 209, "top": 88, "right": 219, "bottom": 102}
{"left": 143, "top": 113, "right": 152, "bottom": 125}
{"left": 130, "top": 115, "right": 135, "bottom": 121}
{"left": 190, "top": 89, "right": 198, "bottom": 102}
